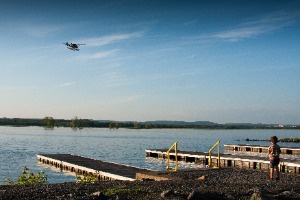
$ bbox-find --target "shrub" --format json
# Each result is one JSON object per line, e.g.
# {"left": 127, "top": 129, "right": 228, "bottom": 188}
{"left": 5, "top": 166, "right": 48, "bottom": 185}
{"left": 76, "top": 173, "right": 98, "bottom": 183}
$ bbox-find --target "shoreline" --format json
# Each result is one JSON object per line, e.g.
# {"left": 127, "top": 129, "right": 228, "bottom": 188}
{"left": 1, "top": 168, "right": 299, "bottom": 199}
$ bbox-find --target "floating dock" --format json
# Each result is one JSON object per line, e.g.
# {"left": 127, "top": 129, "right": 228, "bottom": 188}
{"left": 37, "top": 154, "right": 151, "bottom": 181}
{"left": 224, "top": 144, "right": 300, "bottom": 155}
{"left": 37, "top": 145, "right": 300, "bottom": 182}
{"left": 145, "top": 149, "right": 300, "bottom": 174}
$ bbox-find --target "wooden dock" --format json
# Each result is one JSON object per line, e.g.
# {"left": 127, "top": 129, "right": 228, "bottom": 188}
{"left": 145, "top": 149, "right": 300, "bottom": 174}
{"left": 224, "top": 144, "right": 300, "bottom": 155}
{"left": 37, "top": 154, "right": 151, "bottom": 181}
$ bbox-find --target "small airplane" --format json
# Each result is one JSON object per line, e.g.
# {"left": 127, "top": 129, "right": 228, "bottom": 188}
{"left": 63, "top": 42, "right": 85, "bottom": 51}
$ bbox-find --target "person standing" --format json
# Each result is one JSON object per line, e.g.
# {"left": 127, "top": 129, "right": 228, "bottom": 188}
{"left": 268, "top": 136, "right": 281, "bottom": 180}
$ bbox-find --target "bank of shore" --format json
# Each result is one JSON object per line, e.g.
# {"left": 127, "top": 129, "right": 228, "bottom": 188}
{"left": 0, "top": 168, "right": 299, "bottom": 200}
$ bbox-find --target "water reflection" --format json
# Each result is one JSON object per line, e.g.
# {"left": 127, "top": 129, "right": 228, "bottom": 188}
{"left": 144, "top": 157, "right": 206, "bottom": 171}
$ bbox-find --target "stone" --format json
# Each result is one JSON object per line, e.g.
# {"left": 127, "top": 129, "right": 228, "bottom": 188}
{"left": 91, "top": 191, "right": 108, "bottom": 199}
{"left": 250, "top": 192, "right": 264, "bottom": 200}
{"left": 160, "top": 190, "right": 174, "bottom": 198}
{"left": 116, "top": 195, "right": 127, "bottom": 200}
{"left": 197, "top": 175, "right": 206, "bottom": 180}
{"left": 187, "top": 190, "right": 202, "bottom": 200}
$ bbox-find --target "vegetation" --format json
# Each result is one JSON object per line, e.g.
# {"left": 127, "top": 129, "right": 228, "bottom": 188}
{"left": 5, "top": 166, "right": 48, "bottom": 185}
{"left": 109, "top": 122, "right": 119, "bottom": 129}
{"left": 43, "top": 116, "right": 55, "bottom": 128}
{"left": 245, "top": 138, "right": 300, "bottom": 143}
{"left": 103, "top": 186, "right": 147, "bottom": 197}
{"left": 0, "top": 117, "right": 299, "bottom": 129}
{"left": 279, "top": 138, "right": 300, "bottom": 143}
{"left": 70, "top": 116, "right": 83, "bottom": 129}
{"left": 76, "top": 173, "right": 98, "bottom": 183}
{"left": 75, "top": 173, "right": 148, "bottom": 198}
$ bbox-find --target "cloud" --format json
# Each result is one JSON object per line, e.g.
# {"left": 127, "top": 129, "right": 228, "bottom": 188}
{"left": 206, "top": 10, "right": 298, "bottom": 42}
{"left": 72, "top": 32, "right": 143, "bottom": 61}
{"left": 108, "top": 95, "right": 143, "bottom": 105}
{"left": 74, "top": 49, "right": 120, "bottom": 61}
{"left": 80, "top": 32, "right": 143, "bottom": 46}
{"left": 22, "top": 23, "right": 67, "bottom": 37}
{"left": 92, "top": 50, "right": 120, "bottom": 59}
{"left": 55, "top": 82, "right": 75, "bottom": 88}
{"left": 99, "top": 71, "right": 135, "bottom": 87}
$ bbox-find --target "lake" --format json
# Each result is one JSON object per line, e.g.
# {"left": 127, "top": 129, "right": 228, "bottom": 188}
{"left": 0, "top": 126, "right": 299, "bottom": 184}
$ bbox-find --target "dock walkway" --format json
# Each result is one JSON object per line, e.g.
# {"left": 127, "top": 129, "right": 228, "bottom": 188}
{"left": 37, "top": 154, "right": 151, "bottom": 181}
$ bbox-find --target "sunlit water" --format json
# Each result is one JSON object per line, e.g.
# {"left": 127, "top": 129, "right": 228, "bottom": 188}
{"left": 0, "top": 126, "right": 299, "bottom": 184}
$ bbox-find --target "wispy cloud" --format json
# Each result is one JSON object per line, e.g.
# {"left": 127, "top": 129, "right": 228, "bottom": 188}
{"left": 74, "top": 49, "right": 120, "bottom": 61}
{"left": 72, "top": 32, "right": 143, "bottom": 61}
{"left": 108, "top": 95, "right": 143, "bottom": 105}
{"left": 92, "top": 50, "right": 120, "bottom": 59}
{"left": 205, "top": 10, "right": 298, "bottom": 42}
{"left": 55, "top": 82, "right": 76, "bottom": 88}
{"left": 99, "top": 71, "right": 135, "bottom": 87}
{"left": 80, "top": 32, "right": 143, "bottom": 47}
{"left": 22, "top": 23, "right": 67, "bottom": 37}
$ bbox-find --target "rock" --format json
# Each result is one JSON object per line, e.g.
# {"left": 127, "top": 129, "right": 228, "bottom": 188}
{"left": 250, "top": 192, "right": 264, "bottom": 200}
{"left": 160, "top": 190, "right": 174, "bottom": 198}
{"left": 275, "top": 190, "right": 300, "bottom": 199}
{"left": 142, "top": 178, "right": 155, "bottom": 181}
{"left": 90, "top": 191, "right": 108, "bottom": 199}
{"left": 187, "top": 190, "right": 220, "bottom": 200}
{"left": 116, "top": 195, "right": 127, "bottom": 200}
{"left": 197, "top": 175, "right": 205, "bottom": 180}
{"left": 187, "top": 190, "right": 199, "bottom": 200}
{"left": 280, "top": 190, "right": 297, "bottom": 195}
{"left": 91, "top": 191, "right": 101, "bottom": 196}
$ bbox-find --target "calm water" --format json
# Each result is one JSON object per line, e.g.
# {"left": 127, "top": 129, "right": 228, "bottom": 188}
{"left": 0, "top": 126, "right": 299, "bottom": 184}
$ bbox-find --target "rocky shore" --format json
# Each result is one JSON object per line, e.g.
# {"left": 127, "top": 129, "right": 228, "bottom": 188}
{"left": 0, "top": 168, "right": 299, "bottom": 200}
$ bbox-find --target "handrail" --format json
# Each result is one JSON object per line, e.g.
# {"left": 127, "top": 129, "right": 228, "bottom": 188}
{"left": 208, "top": 140, "right": 221, "bottom": 168}
{"left": 166, "top": 141, "right": 178, "bottom": 172}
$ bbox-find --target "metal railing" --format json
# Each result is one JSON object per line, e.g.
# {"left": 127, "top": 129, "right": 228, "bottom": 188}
{"left": 208, "top": 140, "right": 221, "bottom": 168}
{"left": 166, "top": 141, "right": 178, "bottom": 172}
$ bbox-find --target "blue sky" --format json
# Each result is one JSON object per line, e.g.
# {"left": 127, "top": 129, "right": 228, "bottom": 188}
{"left": 1, "top": 0, "right": 300, "bottom": 124}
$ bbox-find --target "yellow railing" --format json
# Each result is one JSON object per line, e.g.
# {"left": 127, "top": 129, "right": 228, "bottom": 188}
{"left": 208, "top": 140, "right": 221, "bottom": 168}
{"left": 166, "top": 141, "right": 178, "bottom": 172}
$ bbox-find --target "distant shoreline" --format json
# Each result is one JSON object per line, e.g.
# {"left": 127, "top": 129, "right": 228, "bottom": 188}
{"left": 0, "top": 117, "right": 299, "bottom": 130}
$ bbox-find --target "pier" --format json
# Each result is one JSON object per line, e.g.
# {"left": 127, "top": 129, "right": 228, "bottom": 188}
{"left": 145, "top": 148, "right": 300, "bottom": 174}
{"left": 224, "top": 144, "right": 300, "bottom": 155}
{"left": 37, "top": 154, "right": 151, "bottom": 181}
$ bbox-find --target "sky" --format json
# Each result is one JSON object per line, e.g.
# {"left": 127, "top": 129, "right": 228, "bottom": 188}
{"left": 0, "top": 0, "right": 300, "bottom": 124}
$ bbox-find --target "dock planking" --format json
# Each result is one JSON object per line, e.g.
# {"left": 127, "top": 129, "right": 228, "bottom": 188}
{"left": 37, "top": 154, "right": 151, "bottom": 181}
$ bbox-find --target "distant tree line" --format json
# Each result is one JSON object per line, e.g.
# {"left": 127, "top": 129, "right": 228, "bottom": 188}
{"left": 244, "top": 138, "right": 300, "bottom": 143}
{"left": 0, "top": 117, "right": 299, "bottom": 129}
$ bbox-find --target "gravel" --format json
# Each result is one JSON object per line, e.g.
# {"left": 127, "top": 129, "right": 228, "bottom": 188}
{"left": 0, "top": 168, "right": 299, "bottom": 200}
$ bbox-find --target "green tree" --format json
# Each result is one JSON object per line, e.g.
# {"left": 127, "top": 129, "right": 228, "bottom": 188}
{"left": 109, "top": 122, "right": 119, "bottom": 129}
{"left": 133, "top": 123, "right": 141, "bottom": 129}
{"left": 43, "top": 116, "right": 54, "bottom": 128}
{"left": 70, "top": 116, "right": 82, "bottom": 129}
